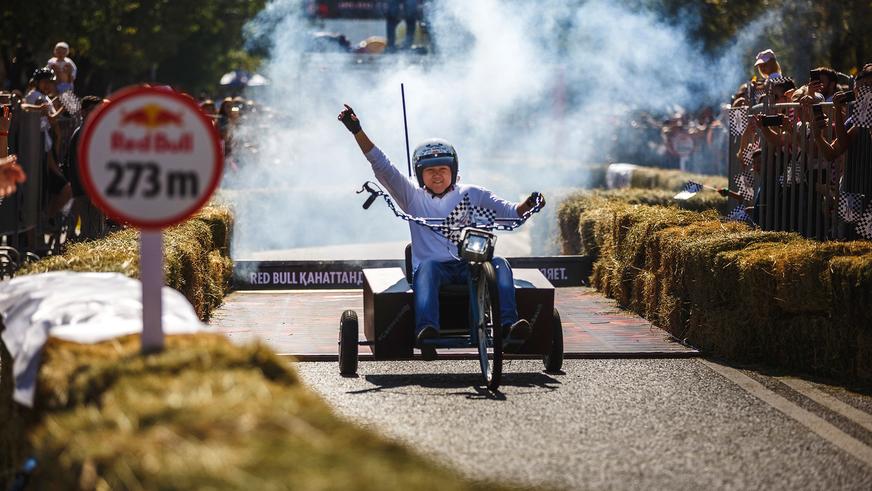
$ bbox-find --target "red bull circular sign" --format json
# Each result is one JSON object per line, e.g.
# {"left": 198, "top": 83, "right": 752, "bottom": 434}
{"left": 79, "top": 85, "right": 223, "bottom": 229}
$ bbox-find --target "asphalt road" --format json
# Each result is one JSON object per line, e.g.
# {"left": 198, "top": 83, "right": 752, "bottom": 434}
{"left": 296, "top": 359, "right": 872, "bottom": 490}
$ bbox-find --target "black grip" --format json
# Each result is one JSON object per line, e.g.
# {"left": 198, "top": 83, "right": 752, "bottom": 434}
{"left": 363, "top": 193, "right": 377, "bottom": 209}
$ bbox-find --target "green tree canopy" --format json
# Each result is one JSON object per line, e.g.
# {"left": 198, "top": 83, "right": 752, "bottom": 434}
{"left": 1, "top": 0, "right": 267, "bottom": 96}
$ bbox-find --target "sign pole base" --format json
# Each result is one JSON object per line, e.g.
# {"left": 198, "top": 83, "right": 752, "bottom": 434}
{"left": 140, "top": 229, "right": 164, "bottom": 353}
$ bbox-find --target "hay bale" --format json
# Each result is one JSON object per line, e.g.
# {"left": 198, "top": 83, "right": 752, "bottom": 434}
{"left": 17, "top": 204, "right": 233, "bottom": 320}
{"left": 628, "top": 167, "right": 728, "bottom": 192}
{"left": 557, "top": 189, "right": 728, "bottom": 256}
{"left": 573, "top": 195, "right": 872, "bottom": 383}
{"left": 0, "top": 335, "right": 503, "bottom": 490}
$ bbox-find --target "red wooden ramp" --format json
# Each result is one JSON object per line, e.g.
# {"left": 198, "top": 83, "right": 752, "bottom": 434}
{"left": 210, "top": 287, "right": 698, "bottom": 360}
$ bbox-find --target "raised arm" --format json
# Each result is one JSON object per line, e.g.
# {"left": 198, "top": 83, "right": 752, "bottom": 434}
{"left": 806, "top": 95, "right": 852, "bottom": 161}
{"left": 338, "top": 103, "right": 415, "bottom": 208}
{"left": 338, "top": 104, "right": 374, "bottom": 154}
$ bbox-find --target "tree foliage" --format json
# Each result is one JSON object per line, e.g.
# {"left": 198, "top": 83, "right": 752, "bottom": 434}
{"left": 649, "top": 0, "right": 872, "bottom": 79}
{"left": 1, "top": 0, "right": 267, "bottom": 96}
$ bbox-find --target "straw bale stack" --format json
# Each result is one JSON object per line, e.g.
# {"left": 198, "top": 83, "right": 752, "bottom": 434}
{"left": 17, "top": 204, "right": 234, "bottom": 320}
{"left": 558, "top": 193, "right": 872, "bottom": 383}
{"left": 627, "top": 166, "right": 728, "bottom": 191}
{"left": 1, "top": 335, "right": 504, "bottom": 490}
{"left": 1, "top": 204, "right": 508, "bottom": 490}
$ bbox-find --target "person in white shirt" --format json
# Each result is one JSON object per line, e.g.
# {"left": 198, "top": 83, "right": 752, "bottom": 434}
{"left": 338, "top": 104, "right": 542, "bottom": 357}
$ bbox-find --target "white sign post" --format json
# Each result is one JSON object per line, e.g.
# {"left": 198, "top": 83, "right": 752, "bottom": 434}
{"left": 79, "top": 86, "right": 223, "bottom": 353}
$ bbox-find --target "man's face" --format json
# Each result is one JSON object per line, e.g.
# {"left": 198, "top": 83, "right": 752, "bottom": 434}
{"left": 422, "top": 165, "right": 452, "bottom": 195}
{"left": 54, "top": 47, "right": 68, "bottom": 59}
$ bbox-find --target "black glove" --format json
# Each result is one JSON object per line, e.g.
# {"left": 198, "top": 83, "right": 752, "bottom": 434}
{"left": 526, "top": 192, "right": 545, "bottom": 209}
{"left": 338, "top": 104, "right": 362, "bottom": 134}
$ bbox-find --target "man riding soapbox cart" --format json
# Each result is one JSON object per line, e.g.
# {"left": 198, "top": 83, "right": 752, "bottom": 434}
{"left": 338, "top": 182, "right": 564, "bottom": 391}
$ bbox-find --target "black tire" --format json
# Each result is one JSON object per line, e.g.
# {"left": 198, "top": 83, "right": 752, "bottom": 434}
{"left": 339, "top": 310, "right": 359, "bottom": 376}
{"left": 544, "top": 308, "right": 564, "bottom": 373}
{"left": 477, "top": 261, "right": 502, "bottom": 390}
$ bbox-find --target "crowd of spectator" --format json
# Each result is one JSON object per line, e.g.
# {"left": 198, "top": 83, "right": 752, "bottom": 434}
{"left": 605, "top": 105, "right": 728, "bottom": 175}
{"left": 726, "top": 48, "right": 872, "bottom": 239}
{"left": 0, "top": 41, "right": 265, "bottom": 275}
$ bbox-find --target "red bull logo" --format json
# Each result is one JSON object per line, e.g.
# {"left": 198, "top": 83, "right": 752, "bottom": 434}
{"left": 121, "top": 103, "right": 183, "bottom": 128}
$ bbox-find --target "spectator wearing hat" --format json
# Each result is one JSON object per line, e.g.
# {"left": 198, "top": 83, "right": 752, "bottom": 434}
{"left": 47, "top": 42, "right": 77, "bottom": 93}
{"left": 23, "top": 67, "right": 56, "bottom": 107}
{"left": 755, "top": 49, "right": 782, "bottom": 80}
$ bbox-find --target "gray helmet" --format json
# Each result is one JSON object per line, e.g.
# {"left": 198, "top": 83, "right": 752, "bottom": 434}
{"left": 412, "top": 138, "right": 458, "bottom": 188}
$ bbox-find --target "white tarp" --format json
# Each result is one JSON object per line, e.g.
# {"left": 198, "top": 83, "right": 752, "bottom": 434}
{"left": 0, "top": 271, "right": 205, "bottom": 407}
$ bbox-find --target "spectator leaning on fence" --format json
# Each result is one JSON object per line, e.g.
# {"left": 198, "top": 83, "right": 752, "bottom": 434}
{"left": 809, "top": 67, "right": 839, "bottom": 102}
{"left": 811, "top": 64, "right": 872, "bottom": 162}
{"left": 47, "top": 41, "right": 77, "bottom": 94}
{"left": 755, "top": 77, "right": 796, "bottom": 148}
{"left": 21, "top": 68, "right": 72, "bottom": 219}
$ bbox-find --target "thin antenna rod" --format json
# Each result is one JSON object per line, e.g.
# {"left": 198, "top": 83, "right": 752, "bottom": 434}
{"left": 401, "top": 83, "right": 412, "bottom": 177}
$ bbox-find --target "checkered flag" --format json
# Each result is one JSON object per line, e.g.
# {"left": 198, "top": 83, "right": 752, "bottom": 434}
{"left": 856, "top": 203, "right": 872, "bottom": 239}
{"left": 854, "top": 84, "right": 872, "bottom": 129}
{"left": 734, "top": 167, "right": 756, "bottom": 203}
{"left": 684, "top": 181, "right": 704, "bottom": 193}
{"left": 441, "top": 194, "right": 497, "bottom": 244}
{"left": 838, "top": 192, "right": 865, "bottom": 223}
{"left": 741, "top": 144, "right": 757, "bottom": 168}
{"left": 728, "top": 106, "right": 750, "bottom": 137}
{"left": 726, "top": 204, "right": 755, "bottom": 225}
{"left": 674, "top": 181, "right": 704, "bottom": 200}
{"left": 58, "top": 91, "right": 81, "bottom": 116}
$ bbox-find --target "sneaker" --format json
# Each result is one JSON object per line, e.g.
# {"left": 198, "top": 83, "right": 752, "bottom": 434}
{"left": 416, "top": 325, "right": 438, "bottom": 361}
{"left": 503, "top": 319, "right": 531, "bottom": 352}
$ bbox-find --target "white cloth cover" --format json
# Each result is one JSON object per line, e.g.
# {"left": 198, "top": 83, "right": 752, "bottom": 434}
{"left": 0, "top": 271, "right": 205, "bottom": 407}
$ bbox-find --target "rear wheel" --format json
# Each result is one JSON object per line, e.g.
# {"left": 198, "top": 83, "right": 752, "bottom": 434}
{"left": 339, "top": 310, "right": 359, "bottom": 376}
{"left": 544, "top": 308, "right": 564, "bottom": 373}
{"left": 477, "top": 262, "right": 502, "bottom": 391}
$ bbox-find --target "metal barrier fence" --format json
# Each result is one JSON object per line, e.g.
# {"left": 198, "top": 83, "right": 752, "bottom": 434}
{"left": 0, "top": 105, "right": 106, "bottom": 277}
{"left": 727, "top": 102, "right": 872, "bottom": 240}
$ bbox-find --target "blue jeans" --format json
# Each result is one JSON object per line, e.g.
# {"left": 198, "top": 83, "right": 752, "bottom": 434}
{"left": 412, "top": 257, "right": 518, "bottom": 336}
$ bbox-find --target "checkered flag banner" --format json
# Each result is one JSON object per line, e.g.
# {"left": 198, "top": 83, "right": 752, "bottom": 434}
{"left": 728, "top": 106, "right": 750, "bottom": 137}
{"left": 355, "top": 181, "right": 540, "bottom": 246}
{"left": 734, "top": 167, "right": 756, "bottom": 203}
{"left": 856, "top": 203, "right": 872, "bottom": 239}
{"left": 726, "top": 204, "right": 755, "bottom": 225}
{"left": 58, "top": 91, "right": 81, "bottom": 116}
{"left": 838, "top": 192, "right": 865, "bottom": 223}
{"left": 441, "top": 194, "right": 497, "bottom": 244}
{"left": 854, "top": 84, "right": 872, "bottom": 129}
{"left": 673, "top": 181, "right": 704, "bottom": 200}
{"left": 684, "top": 181, "right": 704, "bottom": 193}
{"left": 741, "top": 144, "right": 757, "bottom": 168}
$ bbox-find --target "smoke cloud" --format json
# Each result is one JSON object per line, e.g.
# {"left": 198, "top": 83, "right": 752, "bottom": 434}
{"left": 227, "top": 0, "right": 774, "bottom": 259}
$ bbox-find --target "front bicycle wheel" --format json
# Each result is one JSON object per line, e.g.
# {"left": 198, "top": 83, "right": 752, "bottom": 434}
{"left": 477, "top": 261, "right": 502, "bottom": 390}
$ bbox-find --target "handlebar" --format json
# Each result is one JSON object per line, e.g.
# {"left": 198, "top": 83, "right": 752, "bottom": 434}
{"left": 355, "top": 181, "right": 543, "bottom": 233}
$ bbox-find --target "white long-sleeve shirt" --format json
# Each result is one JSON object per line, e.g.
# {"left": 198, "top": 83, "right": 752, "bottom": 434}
{"left": 365, "top": 145, "right": 519, "bottom": 269}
